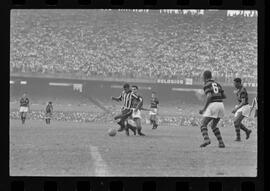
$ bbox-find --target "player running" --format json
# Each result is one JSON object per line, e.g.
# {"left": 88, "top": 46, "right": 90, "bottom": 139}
{"left": 45, "top": 101, "right": 53, "bottom": 124}
{"left": 199, "top": 71, "right": 226, "bottom": 148}
{"left": 149, "top": 92, "right": 159, "bottom": 129}
{"left": 129, "top": 85, "right": 145, "bottom": 136}
{"left": 19, "top": 93, "right": 30, "bottom": 125}
{"left": 111, "top": 83, "right": 137, "bottom": 136}
{"left": 232, "top": 78, "right": 252, "bottom": 141}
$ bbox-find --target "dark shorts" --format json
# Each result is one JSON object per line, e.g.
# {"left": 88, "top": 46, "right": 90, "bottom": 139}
{"left": 45, "top": 112, "right": 52, "bottom": 118}
{"left": 115, "top": 109, "right": 133, "bottom": 121}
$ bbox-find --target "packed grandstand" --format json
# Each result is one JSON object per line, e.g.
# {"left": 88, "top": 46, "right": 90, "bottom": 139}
{"left": 10, "top": 9, "right": 257, "bottom": 83}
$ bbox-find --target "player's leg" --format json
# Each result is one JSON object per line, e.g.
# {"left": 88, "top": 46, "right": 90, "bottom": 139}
{"left": 152, "top": 114, "right": 158, "bottom": 129}
{"left": 114, "top": 112, "right": 126, "bottom": 132}
{"left": 200, "top": 117, "right": 213, "bottom": 147}
{"left": 22, "top": 112, "right": 26, "bottom": 124}
{"left": 234, "top": 112, "right": 244, "bottom": 141}
{"left": 240, "top": 105, "right": 252, "bottom": 139}
{"left": 211, "top": 118, "right": 225, "bottom": 148}
{"left": 149, "top": 114, "right": 155, "bottom": 127}
{"left": 19, "top": 111, "right": 24, "bottom": 124}
{"left": 135, "top": 118, "right": 145, "bottom": 136}
{"left": 126, "top": 118, "right": 137, "bottom": 135}
{"left": 239, "top": 120, "right": 252, "bottom": 140}
{"left": 121, "top": 110, "right": 133, "bottom": 136}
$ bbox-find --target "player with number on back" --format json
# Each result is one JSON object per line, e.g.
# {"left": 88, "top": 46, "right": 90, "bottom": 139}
{"left": 232, "top": 78, "right": 252, "bottom": 141}
{"left": 199, "top": 71, "right": 226, "bottom": 148}
{"left": 19, "top": 93, "right": 30, "bottom": 125}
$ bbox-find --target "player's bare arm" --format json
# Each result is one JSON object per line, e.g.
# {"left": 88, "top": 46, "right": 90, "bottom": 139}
{"left": 112, "top": 95, "right": 122, "bottom": 102}
{"left": 221, "top": 90, "right": 226, "bottom": 99}
{"left": 140, "top": 107, "right": 153, "bottom": 111}
{"left": 199, "top": 92, "right": 212, "bottom": 114}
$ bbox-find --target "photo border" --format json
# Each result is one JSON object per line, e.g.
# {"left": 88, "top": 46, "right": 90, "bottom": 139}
{"left": 2, "top": 0, "right": 265, "bottom": 190}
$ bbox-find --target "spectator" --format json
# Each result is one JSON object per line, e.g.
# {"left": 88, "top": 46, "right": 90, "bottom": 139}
{"left": 10, "top": 10, "right": 257, "bottom": 83}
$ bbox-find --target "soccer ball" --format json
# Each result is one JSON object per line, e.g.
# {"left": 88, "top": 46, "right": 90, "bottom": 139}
{"left": 108, "top": 128, "right": 117, "bottom": 136}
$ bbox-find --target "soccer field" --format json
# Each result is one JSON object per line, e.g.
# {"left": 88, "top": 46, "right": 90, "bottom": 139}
{"left": 10, "top": 119, "right": 257, "bottom": 177}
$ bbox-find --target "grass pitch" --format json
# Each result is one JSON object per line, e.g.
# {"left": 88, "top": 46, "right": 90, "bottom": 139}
{"left": 10, "top": 119, "right": 257, "bottom": 177}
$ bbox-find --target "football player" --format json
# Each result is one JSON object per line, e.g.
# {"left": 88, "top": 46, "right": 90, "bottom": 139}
{"left": 19, "top": 93, "right": 30, "bottom": 125}
{"left": 112, "top": 83, "right": 137, "bottom": 136}
{"left": 149, "top": 92, "right": 159, "bottom": 129}
{"left": 45, "top": 101, "right": 53, "bottom": 124}
{"left": 199, "top": 71, "right": 226, "bottom": 148}
{"left": 232, "top": 78, "right": 252, "bottom": 141}
{"left": 129, "top": 85, "right": 145, "bottom": 136}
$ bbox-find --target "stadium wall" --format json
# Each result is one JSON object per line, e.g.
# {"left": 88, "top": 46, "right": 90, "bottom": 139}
{"left": 10, "top": 77, "right": 257, "bottom": 107}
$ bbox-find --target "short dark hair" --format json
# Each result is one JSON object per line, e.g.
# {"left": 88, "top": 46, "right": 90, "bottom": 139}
{"left": 131, "top": 85, "right": 138, "bottom": 90}
{"left": 123, "top": 83, "right": 130, "bottom": 89}
{"left": 203, "top": 70, "right": 212, "bottom": 80}
{"left": 234, "top": 78, "right": 242, "bottom": 84}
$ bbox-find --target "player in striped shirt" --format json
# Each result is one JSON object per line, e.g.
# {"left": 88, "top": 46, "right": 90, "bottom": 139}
{"left": 232, "top": 78, "right": 252, "bottom": 141}
{"left": 199, "top": 71, "right": 226, "bottom": 148}
{"left": 112, "top": 83, "right": 137, "bottom": 136}
{"left": 19, "top": 93, "right": 30, "bottom": 125}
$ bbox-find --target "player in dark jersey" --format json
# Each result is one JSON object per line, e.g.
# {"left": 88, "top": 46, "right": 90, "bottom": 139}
{"left": 112, "top": 83, "right": 137, "bottom": 136}
{"left": 128, "top": 85, "right": 145, "bottom": 136}
{"left": 19, "top": 93, "right": 30, "bottom": 125}
{"left": 149, "top": 92, "right": 159, "bottom": 129}
{"left": 199, "top": 71, "right": 226, "bottom": 148}
{"left": 45, "top": 101, "right": 53, "bottom": 124}
{"left": 232, "top": 78, "right": 252, "bottom": 141}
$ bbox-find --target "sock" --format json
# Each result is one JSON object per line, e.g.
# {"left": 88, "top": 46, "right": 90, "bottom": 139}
{"left": 240, "top": 123, "right": 249, "bottom": 133}
{"left": 212, "top": 127, "right": 224, "bottom": 144}
{"left": 201, "top": 126, "right": 210, "bottom": 141}
{"left": 234, "top": 124, "right": 241, "bottom": 139}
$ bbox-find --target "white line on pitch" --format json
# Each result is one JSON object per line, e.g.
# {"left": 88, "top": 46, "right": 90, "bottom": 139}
{"left": 89, "top": 145, "right": 109, "bottom": 176}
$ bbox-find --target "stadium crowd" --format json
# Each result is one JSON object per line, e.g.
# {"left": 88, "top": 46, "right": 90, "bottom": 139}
{"left": 10, "top": 10, "right": 257, "bottom": 83}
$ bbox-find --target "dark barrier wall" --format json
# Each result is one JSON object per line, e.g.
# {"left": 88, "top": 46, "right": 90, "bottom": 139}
{"left": 10, "top": 77, "right": 257, "bottom": 106}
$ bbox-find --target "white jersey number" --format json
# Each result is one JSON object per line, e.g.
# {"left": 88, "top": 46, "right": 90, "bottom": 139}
{"left": 212, "top": 83, "right": 219, "bottom": 94}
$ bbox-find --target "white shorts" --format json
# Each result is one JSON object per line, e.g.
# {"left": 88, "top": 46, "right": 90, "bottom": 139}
{"left": 132, "top": 109, "right": 142, "bottom": 119}
{"left": 149, "top": 108, "right": 158, "bottom": 115}
{"left": 203, "top": 102, "right": 225, "bottom": 119}
{"left": 235, "top": 104, "right": 251, "bottom": 118}
{"left": 127, "top": 118, "right": 137, "bottom": 126}
{"left": 19, "top": 106, "right": 28, "bottom": 113}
